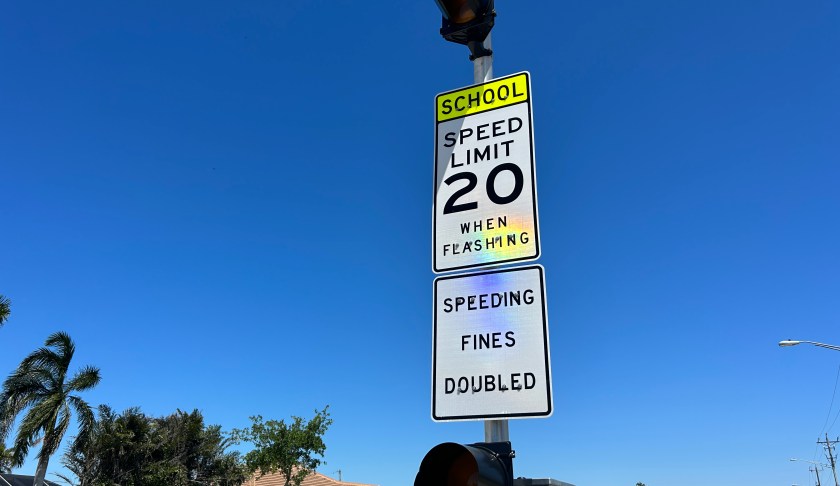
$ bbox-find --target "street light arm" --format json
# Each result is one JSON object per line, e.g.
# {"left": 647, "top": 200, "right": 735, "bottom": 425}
{"left": 806, "top": 341, "right": 840, "bottom": 352}
{"left": 779, "top": 340, "right": 840, "bottom": 352}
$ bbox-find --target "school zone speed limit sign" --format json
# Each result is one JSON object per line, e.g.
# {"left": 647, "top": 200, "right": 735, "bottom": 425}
{"left": 433, "top": 72, "right": 540, "bottom": 273}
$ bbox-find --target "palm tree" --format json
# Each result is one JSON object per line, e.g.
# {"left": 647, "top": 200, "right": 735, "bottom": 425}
{"left": 0, "top": 331, "right": 101, "bottom": 486}
{"left": 0, "top": 295, "right": 10, "bottom": 328}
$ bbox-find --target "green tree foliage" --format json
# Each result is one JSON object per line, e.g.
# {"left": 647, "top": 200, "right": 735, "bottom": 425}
{"left": 0, "top": 331, "right": 100, "bottom": 486}
{"left": 0, "top": 295, "right": 11, "bottom": 473}
{"left": 62, "top": 406, "right": 246, "bottom": 486}
{"left": 0, "top": 443, "right": 14, "bottom": 474}
{"left": 0, "top": 295, "right": 10, "bottom": 328}
{"left": 232, "top": 406, "right": 332, "bottom": 486}
{"left": 636, "top": 482, "right": 647, "bottom": 486}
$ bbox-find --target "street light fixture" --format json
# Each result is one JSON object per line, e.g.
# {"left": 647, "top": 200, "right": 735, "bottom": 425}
{"left": 779, "top": 340, "right": 840, "bottom": 352}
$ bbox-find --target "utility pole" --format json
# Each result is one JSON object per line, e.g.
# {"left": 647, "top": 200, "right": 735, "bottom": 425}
{"left": 812, "top": 466, "right": 823, "bottom": 486}
{"left": 818, "top": 433, "right": 840, "bottom": 486}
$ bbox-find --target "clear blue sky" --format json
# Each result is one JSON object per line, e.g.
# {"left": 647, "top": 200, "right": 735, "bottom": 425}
{"left": 1, "top": 1, "right": 839, "bottom": 485}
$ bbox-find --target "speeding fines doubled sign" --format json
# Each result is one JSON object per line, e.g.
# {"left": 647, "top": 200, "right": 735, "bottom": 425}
{"left": 434, "top": 72, "right": 539, "bottom": 273}
{"left": 432, "top": 265, "right": 552, "bottom": 421}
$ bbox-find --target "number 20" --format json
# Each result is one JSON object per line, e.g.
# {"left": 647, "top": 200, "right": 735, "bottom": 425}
{"left": 442, "top": 163, "right": 524, "bottom": 215}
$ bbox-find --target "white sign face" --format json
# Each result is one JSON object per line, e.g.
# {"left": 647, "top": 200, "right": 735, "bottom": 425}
{"left": 434, "top": 72, "right": 540, "bottom": 273}
{"left": 432, "top": 265, "right": 552, "bottom": 421}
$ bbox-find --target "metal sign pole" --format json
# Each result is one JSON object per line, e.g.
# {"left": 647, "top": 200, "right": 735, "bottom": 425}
{"left": 474, "top": 33, "right": 494, "bottom": 83}
{"left": 485, "top": 419, "right": 509, "bottom": 442}
{"left": 472, "top": 33, "right": 509, "bottom": 444}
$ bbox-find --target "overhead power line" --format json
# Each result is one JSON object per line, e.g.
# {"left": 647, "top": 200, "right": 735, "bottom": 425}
{"left": 822, "top": 364, "right": 840, "bottom": 436}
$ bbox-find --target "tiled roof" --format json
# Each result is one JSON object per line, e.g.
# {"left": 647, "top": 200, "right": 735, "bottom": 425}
{"left": 0, "top": 474, "right": 60, "bottom": 486}
{"left": 243, "top": 470, "right": 376, "bottom": 486}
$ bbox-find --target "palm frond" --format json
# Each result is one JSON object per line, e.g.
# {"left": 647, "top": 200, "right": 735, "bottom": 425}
{"left": 2, "top": 370, "right": 50, "bottom": 397}
{"left": 0, "top": 375, "right": 47, "bottom": 441}
{"left": 67, "top": 396, "right": 95, "bottom": 447}
{"left": 20, "top": 347, "right": 65, "bottom": 381}
{"left": 0, "top": 295, "right": 10, "bottom": 327}
{"left": 44, "top": 332, "right": 75, "bottom": 368}
{"left": 18, "top": 400, "right": 54, "bottom": 439}
{"left": 11, "top": 426, "right": 32, "bottom": 467}
{"left": 66, "top": 366, "right": 101, "bottom": 393}
{"left": 42, "top": 403, "right": 71, "bottom": 457}
{"left": 52, "top": 471, "right": 79, "bottom": 486}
